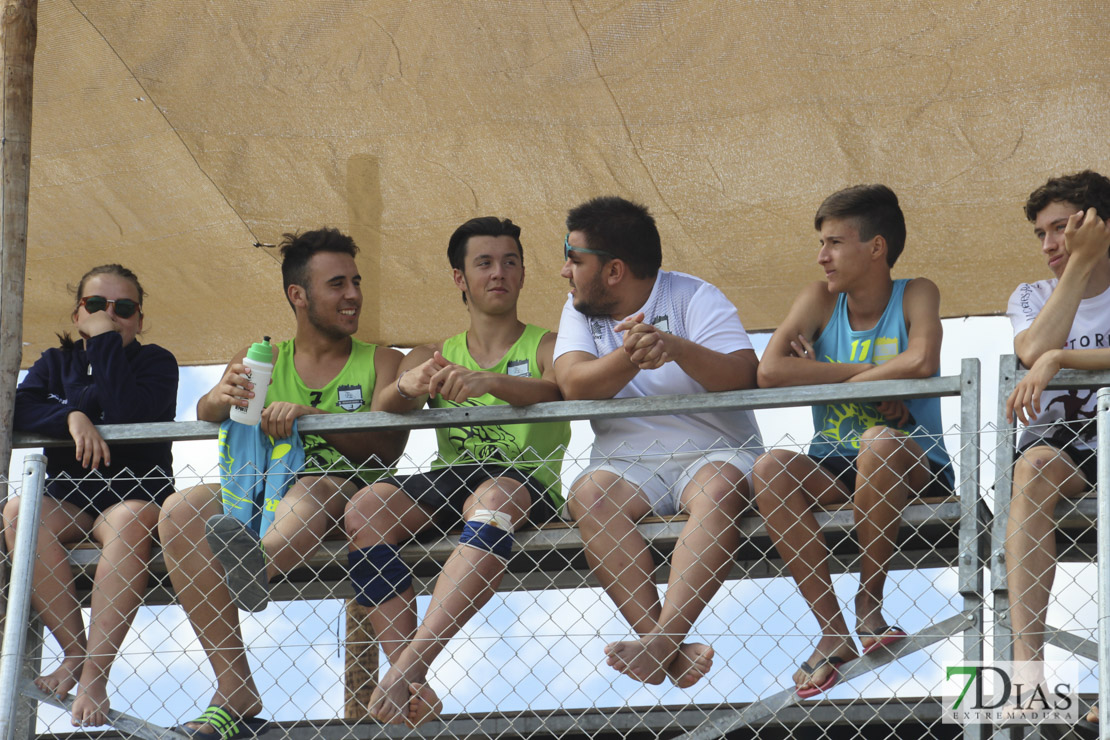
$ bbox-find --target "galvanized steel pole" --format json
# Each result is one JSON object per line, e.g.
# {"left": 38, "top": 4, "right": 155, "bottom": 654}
{"left": 0, "top": 453, "right": 45, "bottom": 740}
{"left": 1098, "top": 388, "right": 1109, "bottom": 740}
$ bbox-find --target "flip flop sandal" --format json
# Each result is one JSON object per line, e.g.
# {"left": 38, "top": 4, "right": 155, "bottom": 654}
{"left": 859, "top": 625, "right": 907, "bottom": 655}
{"left": 172, "top": 706, "right": 267, "bottom": 740}
{"left": 205, "top": 514, "right": 270, "bottom": 612}
{"left": 796, "top": 656, "right": 848, "bottom": 699}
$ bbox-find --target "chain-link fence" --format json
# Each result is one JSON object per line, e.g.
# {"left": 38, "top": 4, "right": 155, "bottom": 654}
{"left": 3, "top": 358, "right": 1104, "bottom": 740}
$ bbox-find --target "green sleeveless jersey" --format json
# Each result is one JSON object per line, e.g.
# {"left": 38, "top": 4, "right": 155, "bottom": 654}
{"left": 266, "top": 338, "right": 386, "bottom": 480}
{"left": 430, "top": 324, "right": 570, "bottom": 507}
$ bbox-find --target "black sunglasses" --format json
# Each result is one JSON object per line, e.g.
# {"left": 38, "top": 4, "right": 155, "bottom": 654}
{"left": 80, "top": 295, "right": 142, "bottom": 319}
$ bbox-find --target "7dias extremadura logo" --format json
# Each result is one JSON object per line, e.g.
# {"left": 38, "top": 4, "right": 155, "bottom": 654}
{"left": 943, "top": 662, "right": 1078, "bottom": 725}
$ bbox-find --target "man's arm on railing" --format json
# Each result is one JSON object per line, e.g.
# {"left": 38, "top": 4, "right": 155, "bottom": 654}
{"left": 1007, "top": 347, "right": 1110, "bottom": 425}
{"left": 555, "top": 348, "right": 640, "bottom": 400}
{"left": 757, "top": 281, "right": 871, "bottom": 388}
{"left": 846, "top": 277, "right": 942, "bottom": 382}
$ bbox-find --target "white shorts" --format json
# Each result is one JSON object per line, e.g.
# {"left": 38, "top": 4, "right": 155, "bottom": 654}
{"left": 572, "top": 448, "right": 759, "bottom": 516}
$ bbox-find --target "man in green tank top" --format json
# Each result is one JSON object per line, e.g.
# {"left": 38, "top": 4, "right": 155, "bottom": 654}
{"left": 158, "top": 228, "right": 410, "bottom": 738}
{"left": 345, "top": 216, "right": 570, "bottom": 727}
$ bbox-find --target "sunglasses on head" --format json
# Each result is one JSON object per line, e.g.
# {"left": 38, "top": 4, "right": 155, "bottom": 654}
{"left": 79, "top": 295, "right": 142, "bottom": 318}
{"left": 564, "top": 232, "right": 616, "bottom": 261}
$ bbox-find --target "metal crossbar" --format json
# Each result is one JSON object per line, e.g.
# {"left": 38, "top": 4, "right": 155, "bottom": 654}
{"left": 11, "top": 375, "right": 966, "bottom": 448}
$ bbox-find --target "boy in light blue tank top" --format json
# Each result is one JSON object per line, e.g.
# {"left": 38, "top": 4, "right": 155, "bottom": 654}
{"left": 344, "top": 216, "right": 569, "bottom": 727}
{"left": 752, "top": 185, "right": 950, "bottom": 698}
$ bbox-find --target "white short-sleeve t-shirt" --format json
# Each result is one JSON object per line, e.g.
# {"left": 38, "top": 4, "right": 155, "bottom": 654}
{"left": 1007, "top": 278, "right": 1110, "bottom": 451}
{"left": 554, "top": 270, "right": 764, "bottom": 460}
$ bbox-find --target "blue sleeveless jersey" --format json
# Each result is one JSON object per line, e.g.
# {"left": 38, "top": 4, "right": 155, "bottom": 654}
{"left": 808, "top": 279, "right": 951, "bottom": 478}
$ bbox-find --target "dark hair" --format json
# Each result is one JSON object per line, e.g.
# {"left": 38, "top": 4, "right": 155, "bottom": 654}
{"left": 447, "top": 217, "right": 523, "bottom": 305}
{"left": 814, "top": 184, "right": 907, "bottom": 267}
{"left": 279, "top": 227, "right": 359, "bottom": 310}
{"left": 565, "top": 196, "right": 661, "bottom": 279}
{"left": 1024, "top": 170, "right": 1110, "bottom": 223}
{"left": 59, "top": 264, "right": 145, "bottom": 349}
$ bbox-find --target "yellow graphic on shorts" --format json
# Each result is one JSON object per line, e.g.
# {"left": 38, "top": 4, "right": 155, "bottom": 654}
{"left": 821, "top": 402, "right": 886, "bottom": 450}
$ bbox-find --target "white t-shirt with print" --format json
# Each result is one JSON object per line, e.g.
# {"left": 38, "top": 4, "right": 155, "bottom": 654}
{"left": 554, "top": 270, "right": 764, "bottom": 461}
{"left": 1008, "top": 278, "right": 1110, "bottom": 451}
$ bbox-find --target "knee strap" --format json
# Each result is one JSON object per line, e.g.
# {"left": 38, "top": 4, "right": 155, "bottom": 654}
{"left": 348, "top": 544, "right": 412, "bottom": 606}
{"left": 459, "top": 509, "right": 514, "bottom": 561}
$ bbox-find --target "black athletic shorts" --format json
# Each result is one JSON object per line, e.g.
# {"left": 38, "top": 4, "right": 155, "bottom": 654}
{"left": 383, "top": 463, "right": 559, "bottom": 528}
{"left": 295, "top": 470, "right": 372, "bottom": 492}
{"left": 807, "top": 454, "right": 954, "bottom": 497}
{"left": 46, "top": 468, "right": 174, "bottom": 515}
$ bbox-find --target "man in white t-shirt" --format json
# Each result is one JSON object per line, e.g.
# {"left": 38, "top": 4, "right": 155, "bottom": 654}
{"left": 1004, "top": 170, "right": 1110, "bottom": 728}
{"left": 554, "top": 195, "right": 763, "bottom": 688}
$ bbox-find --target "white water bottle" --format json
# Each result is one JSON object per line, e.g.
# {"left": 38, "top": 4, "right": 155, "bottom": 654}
{"left": 230, "top": 336, "right": 274, "bottom": 425}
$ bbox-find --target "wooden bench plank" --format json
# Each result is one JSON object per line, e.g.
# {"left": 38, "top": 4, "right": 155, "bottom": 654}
{"left": 48, "top": 496, "right": 989, "bottom": 607}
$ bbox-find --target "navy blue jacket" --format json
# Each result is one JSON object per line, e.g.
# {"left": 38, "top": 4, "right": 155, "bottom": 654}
{"left": 14, "top": 332, "right": 178, "bottom": 510}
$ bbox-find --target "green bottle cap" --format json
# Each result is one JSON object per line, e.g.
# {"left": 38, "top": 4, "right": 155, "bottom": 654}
{"left": 245, "top": 335, "right": 273, "bottom": 363}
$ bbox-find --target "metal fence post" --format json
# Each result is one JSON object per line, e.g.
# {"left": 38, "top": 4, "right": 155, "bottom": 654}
{"left": 1097, "top": 387, "right": 1109, "bottom": 740}
{"left": 11, "top": 617, "right": 41, "bottom": 740}
{"left": 0, "top": 453, "right": 46, "bottom": 740}
{"left": 959, "top": 358, "right": 986, "bottom": 740}
{"left": 992, "top": 353, "right": 1020, "bottom": 667}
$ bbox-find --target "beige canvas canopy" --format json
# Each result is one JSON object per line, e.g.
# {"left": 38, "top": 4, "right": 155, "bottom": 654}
{"left": 18, "top": 0, "right": 1110, "bottom": 367}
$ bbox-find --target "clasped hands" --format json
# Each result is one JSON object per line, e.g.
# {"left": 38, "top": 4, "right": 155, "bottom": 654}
{"left": 616, "top": 312, "right": 674, "bottom": 370}
{"left": 399, "top": 351, "right": 493, "bottom": 403}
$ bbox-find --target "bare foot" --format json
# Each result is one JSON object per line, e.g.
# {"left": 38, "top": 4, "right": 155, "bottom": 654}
{"left": 854, "top": 592, "right": 884, "bottom": 630}
{"left": 71, "top": 676, "right": 110, "bottom": 727}
{"left": 857, "top": 624, "right": 907, "bottom": 655}
{"left": 793, "top": 638, "right": 857, "bottom": 694}
{"left": 368, "top": 665, "right": 423, "bottom": 725}
{"left": 35, "top": 656, "right": 82, "bottom": 699}
{"left": 603, "top": 638, "right": 671, "bottom": 686}
{"left": 406, "top": 683, "right": 442, "bottom": 728}
{"left": 665, "top": 643, "right": 714, "bottom": 689}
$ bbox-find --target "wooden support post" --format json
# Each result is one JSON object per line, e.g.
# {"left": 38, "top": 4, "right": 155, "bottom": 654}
{"left": 343, "top": 598, "right": 378, "bottom": 720}
{"left": 0, "top": 0, "right": 37, "bottom": 501}
{"left": 0, "top": 5, "right": 37, "bottom": 737}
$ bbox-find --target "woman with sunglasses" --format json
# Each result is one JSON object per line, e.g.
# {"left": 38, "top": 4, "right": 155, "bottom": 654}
{"left": 8, "top": 264, "right": 178, "bottom": 727}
